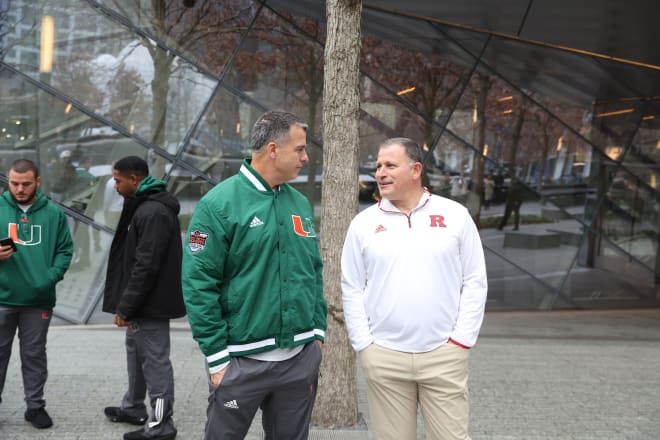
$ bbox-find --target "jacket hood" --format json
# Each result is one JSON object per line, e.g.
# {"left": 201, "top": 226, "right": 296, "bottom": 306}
{"left": 134, "top": 177, "right": 180, "bottom": 215}
{"left": 1, "top": 190, "right": 48, "bottom": 212}
{"left": 146, "top": 190, "right": 180, "bottom": 215}
{"left": 135, "top": 176, "right": 167, "bottom": 196}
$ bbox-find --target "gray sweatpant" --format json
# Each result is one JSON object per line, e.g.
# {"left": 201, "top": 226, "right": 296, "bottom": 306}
{"left": 120, "top": 318, "right": 176, "bottom": 437}
{"left": 205, "top": 341, "right": 322, "bottom": 440}
{"left": 0, "top": 307, "right": 52, "bottom": 409}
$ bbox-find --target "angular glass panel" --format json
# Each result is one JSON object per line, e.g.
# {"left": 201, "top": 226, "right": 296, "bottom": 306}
{"left": 482, "top": 195, "right": 576, "bottom": 290}
{"left": 360, "top": 24, "right": 469, "bottom": 132}
{"left": 166, "top": 163, "right": 214, "bottom": 205}
{"left": 360, "top": 76, "right": 446, "bottom": 170}
{"left": 481, "top": 245, "right": 563, "bottom": 310}
{"left": 0, "top": 66, "right": 148, "bottom": 216}
{"left": 176, "top": 86, "right": 254, "bottom": 185}
{"left": 223, "top": 9, "right": 326, "bottom": 206}
{"left": 3, "top": 0, "right": 217, "bottom": 151}
{"left": 226, "top": 8, "right": 325, "bottom": 138}
{"left": 619, "top": 147, "right": 660, "bottom": 194}
{"left": 43, "top": 125, "right": 148, "bottom": 214}
{"left": 564, "top": 236, "right": 657, "bottom": 308}
{"left": 590, "top": 100, "right": 645, "bottom": 146}
{"left": 426, "top": 132, "right": 476, "bottom": 206}
{"left": 0, "top": 66, "right": 40, "bottom": 168}
{"left": 439, "top": 27, "right": 490, "bottom": 64}
{"left": 474, "top": 35, "right": 641, "bottom": 109}
{"left": 96, "top": 0, "right": 256, "bottom": 78}
{"left": 592, "top": 167, "right": 658, "bottom": 269}
{"left": 55, "top": 221, "right": 112, "bottom": 323}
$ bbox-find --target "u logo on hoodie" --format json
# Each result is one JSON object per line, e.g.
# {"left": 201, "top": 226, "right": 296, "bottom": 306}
{"left": 291, "top": 215, "right": 317, "bottom": 238}
{"left": 8, "top": 223, "right": 42, "bottom": 246}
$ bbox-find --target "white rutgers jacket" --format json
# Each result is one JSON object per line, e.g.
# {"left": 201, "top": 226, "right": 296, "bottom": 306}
{"left": 341, "top": 190, "right": 488, "bottom": 353}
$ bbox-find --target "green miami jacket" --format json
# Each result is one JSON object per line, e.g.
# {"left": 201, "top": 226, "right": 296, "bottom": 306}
{"left": 182, "top": 160, "right": 326, "bottom": 372}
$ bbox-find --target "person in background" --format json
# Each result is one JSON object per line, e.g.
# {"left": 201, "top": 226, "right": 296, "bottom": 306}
{"left": 182, "top": 110, "right": 326, "bottom": 439}
{"left": 342, "top": 137, "right": 488, "bottom": 440}
{"left": 0, "top": 159, "right": 73, "bottom": 429}
{"left": 103, "top": 162, "right": 125, "bottom": 229}
{"left": 102, "top": 156, "right": 185, "bottom": 440}
{"left": 497, "top": 177, "right": 524, "bottom": 231}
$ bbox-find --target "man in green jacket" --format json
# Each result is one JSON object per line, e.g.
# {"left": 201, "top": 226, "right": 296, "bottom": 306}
{"left": 0, "top": 159, "right": 73, "bottom": 429}
{"left": 182, "top": 110, "right": 327, "bottom": 439}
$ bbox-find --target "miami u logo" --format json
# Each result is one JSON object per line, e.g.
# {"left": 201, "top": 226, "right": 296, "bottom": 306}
{"left": 8, "top": 223, "right": 42, "bottom": 246}
{"left": 291, "top": 215, "right": 317, "bottom": 238}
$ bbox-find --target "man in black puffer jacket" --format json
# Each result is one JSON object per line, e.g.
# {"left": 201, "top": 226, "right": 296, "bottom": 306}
{"left": 102, "top": 156, "right": 184, "bottom": 440}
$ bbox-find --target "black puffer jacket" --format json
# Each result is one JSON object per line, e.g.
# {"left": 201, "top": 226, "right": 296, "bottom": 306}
{"left": 103, "top": 178, "right": 186, "bottom": 320}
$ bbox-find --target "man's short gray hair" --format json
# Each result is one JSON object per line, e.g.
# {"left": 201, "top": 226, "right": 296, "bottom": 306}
{"left": 250, "top": 111, "right": 308, "bottom": 152}
{"left": 379, "top": 137, "right": 423, "bottom": 165}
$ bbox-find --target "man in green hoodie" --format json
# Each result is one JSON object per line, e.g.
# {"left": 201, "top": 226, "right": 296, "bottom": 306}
{"left": 102, "top": 156, "right": 185, "bottom": 440}
{"left": 0, "top": 158, "right": 73, "bottom": 429}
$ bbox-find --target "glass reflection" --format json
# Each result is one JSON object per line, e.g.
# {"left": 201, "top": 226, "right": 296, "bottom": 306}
{"left": 3, "top": 0, "right": 217, "bottom": 151}
{"left": 166, "top": 164, "right": 214, "bottom": 228}
{"left": 55, "top": 221, "right": 113, "bottom": 323}
{"left": 564, "top": 237, "right": 657, "bottom": 306}
{"left": 482, "top": 246, "right": 561, "bottom": 309}
{"left": 3, "top": 0, "right": 660, "bottom": 315}
{"left": 359, "top": 76, "right": 446, "bottom": 168}
{"left": 228, "top": 8, "right": 325, "bottom": 134}
{"left": 227, "top": 8, "right": 326, "bottom": 205}
{"left": 360, "top": 28, "right": 468, "bottom": 140}
{"left": 176, "top": 86, "right": 252, "bottom": 185}
{"left": 96, "top": 0, "right": 256, "bottom": 77}
{"left": 596, "top": 166, "right": 658, "bottom": 267}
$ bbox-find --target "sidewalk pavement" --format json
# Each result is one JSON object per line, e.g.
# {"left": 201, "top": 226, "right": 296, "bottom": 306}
{"left": 1, "top": 309, "right": 659, "bottom": 439}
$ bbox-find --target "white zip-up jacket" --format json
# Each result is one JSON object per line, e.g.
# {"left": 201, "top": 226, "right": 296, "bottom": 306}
{"left": 341, "top": 190, "right": 487, "bottom": 353}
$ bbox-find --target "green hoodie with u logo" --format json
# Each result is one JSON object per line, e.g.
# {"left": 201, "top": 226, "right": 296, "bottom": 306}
{"left": 0, "top": 191, "right": 73, "bottom": 308}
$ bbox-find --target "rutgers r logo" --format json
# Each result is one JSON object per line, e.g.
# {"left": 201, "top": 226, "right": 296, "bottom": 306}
{"left": 292, "top": 215, "right": 317, "bottom": 238}
{"left": 429, "top": 215, "right": 447, "bottom": 228}
{"left": 8, "top": 223, "right": 42, "bottom": 245}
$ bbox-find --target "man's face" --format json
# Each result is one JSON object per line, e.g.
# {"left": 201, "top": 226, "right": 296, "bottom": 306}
{"left": 272, "top": 125, "right": 309, "bottom": 183}
{"left": 375, "top": 143, "right": 420, "bottom": 203}
{"left": 8, "top": 170, "right": 40, "bottom": 205}
{"left": 112, "top": 169, "right": 138, "bottom": 198}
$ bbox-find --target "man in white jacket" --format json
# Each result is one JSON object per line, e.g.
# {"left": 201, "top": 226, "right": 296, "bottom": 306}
{"left": 341, "top": 137, "right": 487, "bottom": 440}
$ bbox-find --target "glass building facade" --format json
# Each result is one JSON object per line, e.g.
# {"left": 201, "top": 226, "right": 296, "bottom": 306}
{"left": 1, "top": 0, "right": 659, "bottom": 323}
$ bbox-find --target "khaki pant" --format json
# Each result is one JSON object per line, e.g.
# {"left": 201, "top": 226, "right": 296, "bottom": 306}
{"left": 359, "top": 342, "right": 471, "bottom": 440}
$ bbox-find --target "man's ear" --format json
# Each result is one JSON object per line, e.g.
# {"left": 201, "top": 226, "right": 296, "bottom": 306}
{"left": 130, "top": 173, "right": 141, "bottom": 187}
{"left": 412, "top": 162, "right": 423, "bottom": 179}
{"left": 266, "top": 141, "right": 278, "bottom": 159}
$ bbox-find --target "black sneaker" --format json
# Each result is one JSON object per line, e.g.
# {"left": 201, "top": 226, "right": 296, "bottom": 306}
{"left": 24, "top": 407, "right": 53, "bottom": 429}
{"left": 104, "top": 406, "right": 148, "bottom": 425}
{"left": 123, "top": 428, "right": 177, "bottom": 440}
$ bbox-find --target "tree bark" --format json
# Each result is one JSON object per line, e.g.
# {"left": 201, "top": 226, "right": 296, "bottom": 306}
{"left": 467, "top": 73, "right": 490, "bottom": 224}
{"left": 312, "top": 0, "right": 361, "bottom": 428}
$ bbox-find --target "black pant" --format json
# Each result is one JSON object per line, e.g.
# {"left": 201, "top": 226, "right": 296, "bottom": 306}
{"left": 205, "top": 342, "right": 322, "bottom": 440}
{"left": 498, "top": 199, "right": 523, "bottom": 230}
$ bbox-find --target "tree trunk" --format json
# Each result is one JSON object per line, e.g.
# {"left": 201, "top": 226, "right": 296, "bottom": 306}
{"left": 304, "top": 86, "right": 321, "bottom": 202}
{"left": 509, "top": 106, "right": 526, "bottom": 170}
{"left": 149, "top": 51, "right": 173, "bottom": 178}
{"left": 537, "top": 130, "right": 550, "bottom": 193}
{"left": 467, "top": 74, "right": 490, "bottom": 224}
{"left": 312, "top": 0, "right": 361, "bottom": 428}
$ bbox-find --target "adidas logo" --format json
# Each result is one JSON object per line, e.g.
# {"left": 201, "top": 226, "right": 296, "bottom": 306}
{"left": 374, "top": 224, "right": 387, "bottom": 233}
{"left": 223, "top": 399, "right": 239, "bottom": 409}
{"left": 249, "top": 216, "right": 264, "bottom": 228}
